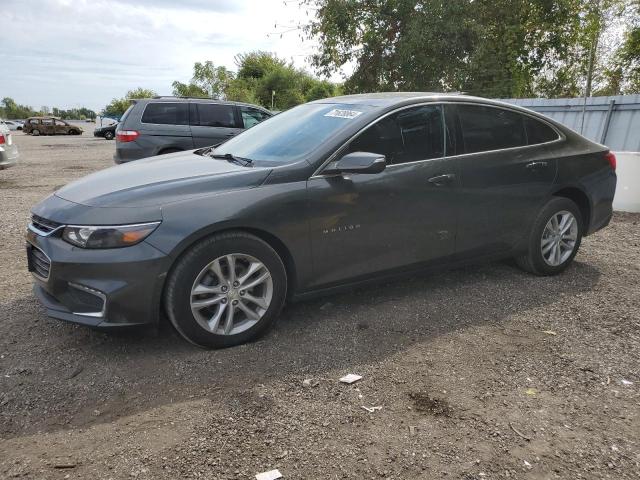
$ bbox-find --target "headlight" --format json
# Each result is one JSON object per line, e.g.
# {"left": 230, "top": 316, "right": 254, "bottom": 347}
{"left": 62, "top": 222, "right": 160, "bottom": 249}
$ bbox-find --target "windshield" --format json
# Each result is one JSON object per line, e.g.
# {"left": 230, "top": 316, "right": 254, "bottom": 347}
{"left": 214, "top": 103, "right": 374, "bottom": 165}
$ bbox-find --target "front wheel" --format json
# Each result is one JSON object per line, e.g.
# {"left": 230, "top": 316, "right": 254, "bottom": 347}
{"left": 104, "top": 131, "right": 114, "bottom": 140}
{"left": 516, "top": 197, "right": 583, "bottom": 276}
{"left": 32, "top": 129, "right": 40, "bottom": 136}
{"left": 164, "top": 232, "right": 287, "bottom": 348}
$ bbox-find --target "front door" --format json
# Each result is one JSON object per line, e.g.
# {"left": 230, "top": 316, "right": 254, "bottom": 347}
{"left": 190, "top": 102, "right": 243, "bottom": 148}
{"left": 54, "top": 119, "right": 69, "bottom": 135}
{"left": 306, "top": 104, "right": 459, "bottom": 288}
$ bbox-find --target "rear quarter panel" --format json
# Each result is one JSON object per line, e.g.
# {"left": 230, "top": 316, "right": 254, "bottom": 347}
{"left": 549, "top": 133, "right": 616, "bottom": 234}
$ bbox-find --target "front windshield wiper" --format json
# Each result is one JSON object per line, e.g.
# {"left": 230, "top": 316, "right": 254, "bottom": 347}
{"left": 210, "top": 153, "right": 254, "bottom": 167}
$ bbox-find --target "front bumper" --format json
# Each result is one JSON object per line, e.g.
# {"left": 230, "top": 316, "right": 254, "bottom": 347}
{"left": 26, "top": 228, "right": 171, "bottom": 328}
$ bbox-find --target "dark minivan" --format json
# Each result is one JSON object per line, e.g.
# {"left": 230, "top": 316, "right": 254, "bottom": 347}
{"left": 114, "top": 97, "right": 272, "bottom": 163}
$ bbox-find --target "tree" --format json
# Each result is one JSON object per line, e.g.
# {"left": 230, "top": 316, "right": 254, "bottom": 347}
{"left": 1, "top": 97, "right": 37, "bottom": 119}
{"left": 175, "top": 52, "right": 340, "bottom": 110}
{"left": 103, "top": 87, "right": 157, "bottom": 118}
{"left": 172, "top": 61, "right": 235, "bottom": 99}
{"left": 301, "top": 0, "right": 636, "bottom": 98}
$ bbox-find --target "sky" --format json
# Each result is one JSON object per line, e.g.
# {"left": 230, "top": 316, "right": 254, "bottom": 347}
{"left": 0, "top": 0, "right": 344, "bottom": 112}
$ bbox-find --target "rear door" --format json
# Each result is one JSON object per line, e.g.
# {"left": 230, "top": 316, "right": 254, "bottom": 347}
{"left": 190, "top": 102, "right": 243, "bottom": 148}
{"left": 41, "top": 118, "right": 55, "bottom": 135}
{"left": 448, "top": 104, "right": 559, "bottom": 257}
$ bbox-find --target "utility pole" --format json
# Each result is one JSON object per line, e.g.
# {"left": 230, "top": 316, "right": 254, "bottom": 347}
{"left": 581, "top": 0, "right": 601, "bottom": 134}
{"left": 271, "top": 90, "right": 276, "bottom": 110}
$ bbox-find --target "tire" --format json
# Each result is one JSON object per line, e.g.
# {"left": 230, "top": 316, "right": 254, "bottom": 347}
{"left": 69, "top": 129, "right": 80, "bottom": 135}
{"left": 516, "top": 197, "right": 583, "bottom": 276}
{"left": 32, "top": 129, "right": 40, "bottom": 136}
{"left": 164, "top": 231, "right": 287, "bottom": 348}
{"left": 104, "top": 131, "right": 114, "bottom": 140}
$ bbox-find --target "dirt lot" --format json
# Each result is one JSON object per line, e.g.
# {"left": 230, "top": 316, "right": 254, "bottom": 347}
{"left": 0, "top": 133, "right": 639, "bottom": 479}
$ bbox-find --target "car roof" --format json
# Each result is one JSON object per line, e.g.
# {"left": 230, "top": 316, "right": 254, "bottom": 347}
{"left": 311, "top": 92, "right": 464, "bottom": 107}
{"left": 134, "top": 96, "right": 270, "bottom": 110}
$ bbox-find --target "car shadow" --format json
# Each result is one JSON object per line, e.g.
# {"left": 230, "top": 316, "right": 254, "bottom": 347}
{"left": 0, "top": 259, "right": 601, "bottom": 437}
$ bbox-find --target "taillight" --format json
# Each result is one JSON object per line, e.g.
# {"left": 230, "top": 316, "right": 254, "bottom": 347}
{"left": 0, "top": 134, "right": 5, "bottom": 145}
{"left": 116, "top": 130, "right": 139, "bottom": 142}
{"left": 605, "top": 152, "right": 616, "bottom": 171}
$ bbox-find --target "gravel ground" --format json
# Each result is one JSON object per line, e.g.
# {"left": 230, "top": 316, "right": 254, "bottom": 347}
{"left": 0, "top": 133, "right": 639, "bottom": 479}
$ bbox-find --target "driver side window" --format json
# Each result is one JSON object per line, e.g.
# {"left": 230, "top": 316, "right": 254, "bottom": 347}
{"left": 347, "top": 105, "right": 444, "bottom": 165}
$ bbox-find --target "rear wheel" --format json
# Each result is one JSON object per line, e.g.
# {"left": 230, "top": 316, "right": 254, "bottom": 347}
{"left": 516, "top": 197, "right": 583, "bottom": 275}
{"left": 32, "top": 129, "right": 40, "bottom": 136}
{"left": 164, "top": 232, "right": 287, "bottom": 348}
{"left": 104, "top": 131, "right": 114, "bottom": 140}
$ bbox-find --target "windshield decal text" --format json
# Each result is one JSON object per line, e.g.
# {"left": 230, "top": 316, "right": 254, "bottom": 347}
{"left": 324, "top": 109, "right": 363, "bottom": 119}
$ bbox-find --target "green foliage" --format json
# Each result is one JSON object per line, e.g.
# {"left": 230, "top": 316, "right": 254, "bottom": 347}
{"left": 172, "top": 61, "right": 235, "bottom": 99}
{"left": 303, "top": 0, "right": 640, "bottom": 98}
{"left": 0, "top": 97, "right": 95, "bottom": 120}
{"left": 174, "top": 52, "right": 341, "bottom": 110}
{"left": 171, "top": 81, "right": 208, "bottom": 98}
{"left": 103, "top": 88, "right": 157, "bottom": 118}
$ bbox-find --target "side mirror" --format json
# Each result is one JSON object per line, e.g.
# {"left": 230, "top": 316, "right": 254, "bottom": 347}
{"left": 333, "top": 151, "right": 386, "bottom": 174}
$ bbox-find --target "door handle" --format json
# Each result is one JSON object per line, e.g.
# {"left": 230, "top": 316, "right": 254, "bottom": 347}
{"left": 224, "top": 133, "right": 236, "bottom": 137}
{"left": 428, "top": 173, "right": 456, "bottom": 186}
{"left": 525, "top": 161, "right": 548, "bottom": 170}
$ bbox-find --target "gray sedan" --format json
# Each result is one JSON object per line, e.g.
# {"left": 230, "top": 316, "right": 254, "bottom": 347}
{"left": 0, "top": 121, "right": 19, "bottom": 169}
{"left": 27, "top": 93, "right": 616, "bottom": 348}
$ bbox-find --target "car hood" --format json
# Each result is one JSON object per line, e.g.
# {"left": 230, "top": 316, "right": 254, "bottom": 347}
{"left": 55, "top": 150, "right": 272, "bottom": 208}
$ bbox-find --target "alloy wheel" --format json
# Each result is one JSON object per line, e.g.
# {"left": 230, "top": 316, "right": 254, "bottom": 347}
{"left": 540, "top": 210, "right": 578, "bottom": 267}
{"left": 190, "top": 254, "right": 273, "bottom": 335}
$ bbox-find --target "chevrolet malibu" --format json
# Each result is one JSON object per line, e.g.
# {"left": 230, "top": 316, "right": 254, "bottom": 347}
{"left": 27, "top": 93, "right": 617, "bottom": 348}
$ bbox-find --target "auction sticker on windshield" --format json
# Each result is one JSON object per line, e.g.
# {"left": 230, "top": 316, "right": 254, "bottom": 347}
{"left": 324, "top": 109, "right": 363, "bottom": 119}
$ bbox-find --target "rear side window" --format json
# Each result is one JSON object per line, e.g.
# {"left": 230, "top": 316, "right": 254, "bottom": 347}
{"left": 141, "top": 103, "right": 189, "bottom": 125}
{"left": 348, "top": 104, "right": 444, "bottom": 164}
{"left": 241, "top": 107, "right": 271, "bottom": 128}
{"left": 119, "top": 103, "right": 135, "bottom": 124}
{"left": 525, "top": 116, "right": 559, "bottom": 144}
{"left": 457, "top": 105, "right": 527, "bottom": 154}
{"left": 194, "top": 103, "right": 237, "bottom": 128}
{"left": 29, "top": 119, "right": 40, "bottom": 124}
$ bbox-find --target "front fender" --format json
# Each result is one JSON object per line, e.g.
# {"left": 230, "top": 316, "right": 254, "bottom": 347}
{"left": 145, "top": 182, "right": 313, "bottom": 292}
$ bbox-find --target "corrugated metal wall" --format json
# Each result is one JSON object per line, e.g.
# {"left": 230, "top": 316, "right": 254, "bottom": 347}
{"left": 500, "top": 95, "right": 640, "bottom": 152}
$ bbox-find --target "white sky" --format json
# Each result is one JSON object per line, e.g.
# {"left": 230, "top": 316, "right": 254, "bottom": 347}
{"left": 0, "top": 0, "right": 345, "bottom": 111}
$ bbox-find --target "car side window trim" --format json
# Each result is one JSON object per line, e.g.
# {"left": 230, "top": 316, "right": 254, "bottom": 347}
{"left": 311, "top": 101, "right": 564, "bottom": 178}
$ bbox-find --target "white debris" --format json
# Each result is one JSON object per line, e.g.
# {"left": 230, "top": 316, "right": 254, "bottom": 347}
{"left": 524, "top": 460, "right": 532, "bottom": 468}
{"left": 339, "top": 374, "right": 362, "bottom": 384}
{"left": 361, "top": 406, "right": 382, "bottom": 413}
{"left": 255, "top": 469, "right": 282, "bottom": 480}
{"left": 620, "top": 379, "right": 633, "bottom": 386}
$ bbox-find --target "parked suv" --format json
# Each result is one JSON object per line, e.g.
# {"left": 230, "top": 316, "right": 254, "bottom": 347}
{"left": 23, "top": 117, "right": 83, "bottom": 136}
{"left": 114, "top": 97, "right": 272, "bottom": 163}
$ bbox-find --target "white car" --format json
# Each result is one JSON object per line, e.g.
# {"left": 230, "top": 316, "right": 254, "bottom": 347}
{"left": 0, "top": 120, "right": 19, "bottom": 169}
{"left": 3, "top": 120, "right": 23, "bottom": 131}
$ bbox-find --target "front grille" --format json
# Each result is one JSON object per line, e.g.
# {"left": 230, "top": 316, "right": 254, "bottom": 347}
{"left": 30, "top": 215, "right": 62, "bottom": 235}
{"left": 30, "top": 246, "right": 51, "bottom": 280}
